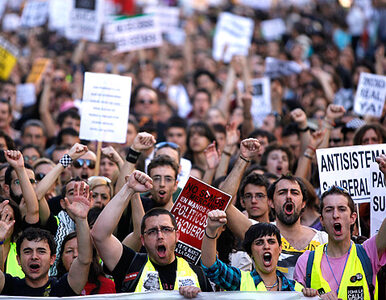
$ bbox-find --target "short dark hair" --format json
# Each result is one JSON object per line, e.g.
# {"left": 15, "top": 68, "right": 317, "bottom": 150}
{"left": 187, "top": 121, "right": 216, "bottom": 148}
{"left": 193, "top": 69, "right": 216, "bottom": 86}
{"left": 192, "top": 88, "right": 211, "bottom": 105}
{"left": 16, "top": 227, "right": 56, "bottom": 257}
{"left": 267, "top": 174, "right": 307, "bottom": 203}
{"left": 248, "top": 129, "right": 276, "bottom": 143}
{"left": 320, "top": 186, "right": 355, "bottom": 215}
{"left": 57, "top": 127, "right": 79, "bottom": 145}
{"left": 21, "top": 144, "right": 43, "bottom": 158}
{"left": 21, "top": 119, "right": 46, "bottom": 137}
{"left": 242, "top": 223, "right": 281, "bottom": 255}
{"left": 57, "top": 109, "right": 80, "bottom": 128}
{"left": 61, "top": 177, "right": 87, "bottom": 198}
{"left": 239, "top": 173, "right": 269, "bottom": 197}
{"left": 147, "top": 155, "right": 179, "bottom": 179}
{"left": 165, "top": 116, "right": 187, "bottom": 132}
{"left": 212, "top": 123, "right": 226, "bottom": 135}
{"left": 141, "top": 208, "right": 177, "bottom": 235}
{"left": 0, "top": 130, "right": 16, "bottom": 150}
{"left": 260, "top": 143, "right": 293, "bottom": 171}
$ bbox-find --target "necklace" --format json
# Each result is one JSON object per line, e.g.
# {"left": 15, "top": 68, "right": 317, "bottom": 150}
{"left": 264, "top": 276, "right": 279, "bottom": 290}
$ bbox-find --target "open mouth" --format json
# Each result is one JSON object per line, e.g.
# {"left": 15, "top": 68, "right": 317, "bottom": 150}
{"left": 263, "top": 253, "right": 272, "bottom": 266}
{"left": 29, "top": 264, "right": 40, "bottom": 271}
{"left": 284, "top": 202, "right": 294, "bottom": 215}
{"left": 157, "top": 245, "right": 166, "bottom": 258}
{"left": 158, "top": 190, "right": 166, "bottom": 198}
{"left": 333, "top": 223, "right": 342, "bottom": 235}
{"left": 81, "top": 174, "right": 88, "bottom": 179}
{"left": 276, "top": 166, "right": 282, "bottom": 173}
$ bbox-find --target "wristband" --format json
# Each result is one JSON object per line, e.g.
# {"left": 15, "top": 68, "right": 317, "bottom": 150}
{"left": 59, "top": 154, "right": 73, "bottom": 168}
{"left": 126, "top": 148, "right": 141, "bottom": 163}
{"left": 204, "top": 228, "right": 218, "bottom": 240}
{"left": 303, "top": 151, "right": 314, "bottom": 160}
{"left": 298, "top": 126, "right": 309, "bottom": 132}
{"left": 222, "top": 150, "right": 232, "bottom": 157}
{"left": 240, "top": 154, "right": 251, "bottom": 163}
{"left": 0, "top": 240, "right": 5, "bottom": 245}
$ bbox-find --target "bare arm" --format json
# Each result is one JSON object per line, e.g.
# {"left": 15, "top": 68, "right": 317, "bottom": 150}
{"left": 122, "top": 193, "right": 145, "bottom": 251}
{"left": 202, "top": 142, "right": 220, "bottom": 185}
{"left": 0, "top": 201, "right": 15, "bottom": 272}
{"left": 39, "top": 74, "right": 56, "bottom": 138}
{"left": 215, "top": 62, "right": 236, "bottom": 120}
{"left": 320, "top": 104, "right": 346, "bottom": 149}
{"left": 291, "top": 108, "right": 311, "bottom": 154}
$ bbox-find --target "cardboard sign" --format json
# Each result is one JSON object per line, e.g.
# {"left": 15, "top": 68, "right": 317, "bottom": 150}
{"left": 65, "top": 0, "right": 104, "bottom": 42}
{"left": 354, "top": 72, "right": 386, "bottom": 118}
{"left": 264, "top": 57, "right": 303, "bottom": 78}
{"left": 0, "top": 36, "right": 20, "bottom": 80}
{"left": 20, "top": 0, "right": 49, "bottom": 28}
{"left": 316, "top": 144, "right": 386, "bottom": 203}
{"left": 171, "top": 177, "right": 231, "bottom": 264}
{"left": 213, "top": 12, "right": 254, "bottom": 63}
{"left": 16, "top": 83, "right": 36, "bottom": 107}
{"left": 79, "top": 72, "right": 131, "bottom": 143}
{"left": 26, "top": 58, "right": 51, "bottom": 84}
{"left": 49, "top": 0, "right": 71, "bottom": 32}
{"left": 105, "top": 14, "right": 162, "bottom": 53}
{"left": 261, "top": 18, "right": 286, "bottom": 41}
{"left": 370, "top": 162, "right": 385, "bottom": 237}
{"left": 144, "top": 6, "right": 180, "bottom": 34}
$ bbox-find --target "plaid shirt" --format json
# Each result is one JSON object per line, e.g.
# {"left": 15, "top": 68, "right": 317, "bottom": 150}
{"left": 202, "top": 258, "right": 298, "bottom": 291}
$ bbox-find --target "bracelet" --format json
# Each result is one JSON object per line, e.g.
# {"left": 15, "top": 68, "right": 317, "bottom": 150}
{"left": 0, "top": 240, "right": 5, "bottom": 245}
{"left": 240, "top": 155, "right": 251, "bottom": 163}
{"left": 298, "top": 126, "right": 309, "bottom": 132}
{"left": 303, "top": 152, "right": 314, "bottom": 160}
{"left": 307, "top": 145, "right": 316, "bottom": 152}
{"left": 59, "top": 154, "right": 73, "bottom": 168}
{"left": 126, "top": 148, "right": 141, "bottom": 163}
{"left": 204, "top": 228, "right": 218, "bottom": 240}
{"left": 222, "top": 150, "right": 232, "bottom": 157}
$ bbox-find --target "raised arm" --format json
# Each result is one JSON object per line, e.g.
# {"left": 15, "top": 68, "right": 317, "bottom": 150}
{"left": 39, "top": 71, "right": 57, "bottom": 139}
{"left": 91, "top": 171, "right": 153, "bottom": 271}
{"left": 5, "top": 151, "right": 38, "bottom": 224}
{"left": 202, "top": 142, "right": 220, "bottom": 184}
{"left": 122, "top": 192, "right": 145, "bottom": 251}
{"left": 0, "top": 200, "right": 15, "bottom": 272}
{"left": 291, "top": 108, "right": 311, "bottom": 154}
{"left": 65, "top": 182, "right": 92, "bottom": 294}
{"left": 320, "top": 104, "right": 346, "bottom": 148}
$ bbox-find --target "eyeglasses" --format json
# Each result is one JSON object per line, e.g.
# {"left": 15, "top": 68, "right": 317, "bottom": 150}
{"left": 151, "top": 175, "right": 176, "bottom": 184}
{"left": 73, "top": 159, "right": 96, "bottom": 169}
{"left": 13, "top": 178, "right": 37, "bottom": 185}
{"left": 35, "top": 173, "right": 46, "bottom": 181}
{"left": 138, "top": 99, "right": 155, "bottom": 105}
{"left": 242, "top": 193, "right": 266, "bottom": 201}
{"left": 155, "top": 141, "right": 180, "bottom": 151}
{"left": 143, "top": 226, "right": 176, "bottom": 237}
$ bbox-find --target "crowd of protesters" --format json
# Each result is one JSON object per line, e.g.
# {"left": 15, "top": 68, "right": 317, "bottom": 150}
{"left": 0, "top": 0, "right": 385, "bottom": 298}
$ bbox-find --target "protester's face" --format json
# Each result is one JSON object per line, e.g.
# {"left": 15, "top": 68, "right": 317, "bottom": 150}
{"left": 206, "top": 109, "right": 226, "bottom": 126}
{"left": 0, "top": 83, "right": 16, "bottom": 104}
{"left": 18, "top": 239, "right": 55, "bottom": 282}
{"left": 282, "top": 134, "right": 300, "bottom": 160}
{"left": 10, "top": 169, "right": 36, "bottom": 204}
{"left": 0, "top": 137, "right": 7, "bottom": 150}
{"left": 214, "top": 132, "right": 226, "bottom": 153}
{"left": 99, "top": 157, "right": 118, "bottom": 180}
{"left": 70, "top": 152, "right": 96, "bottom": 180}
{"left": 320, "top": 194, "right": 356, "bottom": 242}
{"left": 329, "top": 128, "right": 344, "bottom": 147}
{"left": 256, "top": 136, "right": 268, "bottom": 161}
{"left": 22, "top": 126, "right": 46, "bottom": 150}
{"left": 242, "top": 184, "right": 269, "bottom": 220}
{"left": 0, "top": 102, "right": 11, "bottom": 129}
{"left": 61, "top": 237, "right": 78, "bottom": 272}
{"left": 0, "top": 167, "right": 9, "bottom": 198}
{"left": 189, "top": 128, "right": 210, "bottom": 153}
{"left": 52, "top": 70, "right": 67, "bottom": 91}
{"left": 193, "top": 92, "right": 210, "bottom": 120}
{"left": 149, "top": 166, "right": 177, "bottom": 207}
{"left": 361, "top": 129, "right": 381, "bottom": 145}
{"left": 196, "top": 74, "right": 215, "bottom": 93}
{"left": 60, "top": 134, "right": 80, "bottom": 148}
{"left": 141, "top": 214, "right": 179, "bottom": 265}
{"left": 270, "top": 179, "right": 305, "bottom": 226}
{"left": 63, "top": 181, "right": 90, "bottom": 208}
{"left": 91, "top": 185, "right": 111, "bottom": 208}
{"left": 22, "top": 147, "right": 41, "bottom": 165}
{"left": 61, "top": 117, "right": 80, "bottom": 132}
{"left": 266, "top": 150, "right": 289, "bottom": 176}
{"left": 125, "top": 123, "right": 137, "bottom": 147}
{"left": 261, "top": 115, "right": 275, "bottom": 132}
{"left": 251, "top": 235, "right": 281, "bottom": 275}
{"left": 166, "top": 128, "right": 187, "bottom": 152}
{"left": 167, "top": 59, "right": 183, "bottom": 83}
{"left": 134, "top": 88, "right": 159, "bottom": 119}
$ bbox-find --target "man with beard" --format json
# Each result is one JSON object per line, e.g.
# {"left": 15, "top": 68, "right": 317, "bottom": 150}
{"left": 218, "top": 138, "right": 328, "bottom": 280}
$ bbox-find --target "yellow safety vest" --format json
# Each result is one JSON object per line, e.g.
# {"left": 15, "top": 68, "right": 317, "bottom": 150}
{"left": 134, "top": 256, "right": 200, "bottom": 292}
{"left": 309, "top": 243, "right": 378, "bottom": 300}
{"left": 240, "top": 270, "right": 304, "bottom": 292}
{"left": 5, "top": 242, "right": 24, "bottom": 278}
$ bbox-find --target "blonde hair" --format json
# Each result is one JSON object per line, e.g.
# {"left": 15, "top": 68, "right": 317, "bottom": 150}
{"left": 88, "top": 176, "right": 113, "bottom": 196}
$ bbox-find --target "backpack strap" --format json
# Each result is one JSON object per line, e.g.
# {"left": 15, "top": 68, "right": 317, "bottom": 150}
{"left": 355, "top": 244, "right": 374, "bottom": 300}
{"left": 121, "top": 253, "right": 148, "bottom": 293}
{"left": 305, "top": 250, "right": 315, "bottom": 288}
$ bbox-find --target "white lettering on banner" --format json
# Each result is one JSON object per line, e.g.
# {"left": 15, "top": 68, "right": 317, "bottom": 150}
{"left": 317, "top": 144, "right": 386, "bottom": 203}
{"left": 20, "top": 0, "right": 49, "bottom": 28}
{"left": 354, "top": 72, "right": 386, "bottom": 118}
{"left": 144, "top": 6, "right": 180, "bottom": 33}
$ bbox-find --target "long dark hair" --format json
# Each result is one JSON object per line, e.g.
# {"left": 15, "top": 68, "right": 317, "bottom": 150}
{"left": 57, "top": 232, "right": 104, "bottom": 294}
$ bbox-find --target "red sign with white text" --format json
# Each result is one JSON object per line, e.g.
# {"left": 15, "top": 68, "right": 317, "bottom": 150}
{"left": 171, "top": 176, "right": 231, "bottom": 264}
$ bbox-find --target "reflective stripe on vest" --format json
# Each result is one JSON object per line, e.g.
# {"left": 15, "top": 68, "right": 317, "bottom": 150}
{"left": 240, "top": 270, "right": 303, "bottom": 292}
{"left": 134, "top": 256, "right": 200, "bottom": 292}
{"left": 6, "top": 242, "right": 25, "bottom": 278}
{"left": 310, "top": 243, "right": 378, "bottom": 300}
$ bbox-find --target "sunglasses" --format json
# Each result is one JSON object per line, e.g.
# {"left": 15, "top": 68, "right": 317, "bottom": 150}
{"left": 73, "top": 159, "right": 96, "bottom": 169}
{"left": 155, "top": 141, "right": 180, "bottom": 151}
{"left": 35, "top": 173, "right": 46, "bottom": 181}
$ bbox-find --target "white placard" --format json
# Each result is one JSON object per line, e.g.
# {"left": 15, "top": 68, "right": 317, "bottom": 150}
{"left": 264, "top": 57, "right": 302, "bottom": 78}
{"left": 0, "top": 0, "right": 7, "bottom": 19}
{"left": 370, "top": 162, "right": 385, "bottom": 237}
{"left": 79, "top": 72, "right": 131, "bottom": 143}
{"left": 105, "top": 14, "right": 162, "bottom": 53}
{"left": 65, "top": 0, "right": 104, "bottom": 42}
{"left": 354, "top": 72, "right": 386, "bottom": 118}
{"left": 16, "top": 83, "right": 36, "bottom": 107}
{"left": 212, "top": 12, "right": 254, "bottom": 63}
{"left": 144, "top": 6, "right": 179, "bottom": 34}
{"left": 239, "top": 0, "right": 271, "bottom": 11}
{"left": 20, "top": 0, "right": 48, "bottom": 28}
{"left": 2, "top": 13, "right": 21, "bottom": 32}
{"left": 251, "top": 77, "right": 271, "bottom": 127}
{"left": 316, "top": 144, "right": 386, "bottom": 204}
{"left": 49, "top": 0, "right": 71, "bottom": 32}
{"left": 261, "top": 18, "right": 286, "bottom": 41}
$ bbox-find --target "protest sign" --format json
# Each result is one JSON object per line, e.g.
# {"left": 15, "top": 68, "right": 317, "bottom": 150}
{"left": 2, "top": 13, "right": 21, "bottom": 32}
{"left": 212, "top": 12, "right": 254, "bottom": 63}
{"left": 16, "top": 83, "right": 36, "bottom": 107}
{"left": 79, "top": 72, "right": 131, "bottom": 143}
{"left": 354, "top": 72, "right": 386, "bottom": 118}
{"left": 0, "top": 36, "right": 20, "bottom": 80}
{"left": 65, "top": 0, "right": 104, "bottom": 42}
{"left": 26, "top": 58, "right": 51, "bottom": 84}
{"left": 261, "top": 18, "right": 286, "bottom": 41}
{"left": 250, "top": 77, "right": 271, "bottom": 127}
{"left": 239, "top": 0, "right": 272, "bottom": 11}
{"left": 264, "top": 57, "right": 303, "bottom": 78}
{"left": 316, "top": 144, "right": 386, "bottom": 203}
{"left": 171, "top": 176, "right": 231, "bottom": 264}
{"left": 0, "top": 0, "right": 7, "bottom": 19}
{"left": 370, "top": 162, "right": 385, "bottom": 237}
{"left": 20, "top": 0, "right": 49, "bottom": 28}
{"left": 144, "top": 6, "right": 180, "bottom": 34}
{"left": 105, "top": 14, "right": 162, "bottom": 53}
{"left": 49, "top": 0, "right": 71, "bottom": 32}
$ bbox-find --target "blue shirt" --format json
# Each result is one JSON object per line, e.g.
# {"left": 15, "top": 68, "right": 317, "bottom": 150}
{"left": 202, "top": 258, "right": 298, "bottom": 291}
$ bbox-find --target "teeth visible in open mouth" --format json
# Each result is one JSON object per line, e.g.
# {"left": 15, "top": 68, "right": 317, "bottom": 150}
{"left": 159, "top": 191, "right": 166, "bottom": 195}
{"left": 263, "top": 253, "right": 272, "bottom": 262}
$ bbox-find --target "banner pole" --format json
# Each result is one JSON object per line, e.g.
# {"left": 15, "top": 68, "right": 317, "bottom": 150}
{"left": 94, "top": 141, "right": 102, "bottom": 176}
{"left": 356, "top": 203, "right": 362, "bottom": 236}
